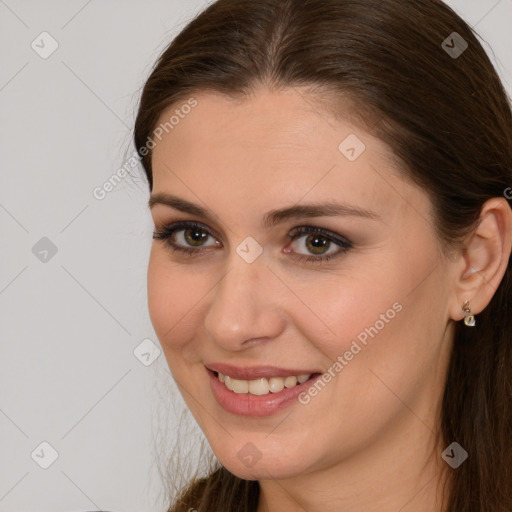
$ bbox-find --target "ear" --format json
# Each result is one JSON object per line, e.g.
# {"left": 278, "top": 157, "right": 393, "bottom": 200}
{"left": 449, "top": 197, "right": 512, "bottom": 322}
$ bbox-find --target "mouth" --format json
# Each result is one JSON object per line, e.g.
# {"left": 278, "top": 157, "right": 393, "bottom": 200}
{"left": 210, "top": 369, "right": 321, "bottom": 396}
{"left": 206, "top": 366, "right": 324, "bottom": 417}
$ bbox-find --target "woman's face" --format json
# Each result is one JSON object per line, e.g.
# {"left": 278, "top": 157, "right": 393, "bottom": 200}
{"left": 148, "top": 87, "right": 456, "bottom": 481}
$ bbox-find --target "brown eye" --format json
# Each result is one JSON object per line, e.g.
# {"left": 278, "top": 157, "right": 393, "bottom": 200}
{"left": 182, "top": 227, "right": 210, "bottom": 247}
{"left": 287, "top": 226, "right": 353, "bottom": 263}
{"left": 153, "top": 222, "right": 220, "bottom": 255}
{"left": 297, "top": 233, "right": 333, "bottom": 255}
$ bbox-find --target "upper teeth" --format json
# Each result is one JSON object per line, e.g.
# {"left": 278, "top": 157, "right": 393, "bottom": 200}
{"left": 218, "top": 372, "right": 311, "bottom": 395}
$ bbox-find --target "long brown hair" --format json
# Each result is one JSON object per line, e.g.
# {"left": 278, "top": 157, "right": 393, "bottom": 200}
{"left": 133, "top": 1, "right": 512, "bottom": 510}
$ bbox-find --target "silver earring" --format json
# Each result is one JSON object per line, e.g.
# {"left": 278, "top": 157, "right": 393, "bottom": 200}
{"left": 462, "top": 300, "right": 476, "bottom": 327}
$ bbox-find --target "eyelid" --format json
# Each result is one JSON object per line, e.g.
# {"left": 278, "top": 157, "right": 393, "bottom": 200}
{"left": 154, "top": 219, "right": 223, "bottom": 242}
{"left": 153, "top": 221, "right": 221, "bottom": 253}
{"left": 154, "top": 219, "right": 351, "bottom": 244}
{"left": 288, "top": 225, "right": 352, "bottom": 248}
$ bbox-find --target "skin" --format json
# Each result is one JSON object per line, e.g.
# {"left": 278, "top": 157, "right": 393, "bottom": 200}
{"left": 147, "top": 86, "right": 512, "bottom": 512}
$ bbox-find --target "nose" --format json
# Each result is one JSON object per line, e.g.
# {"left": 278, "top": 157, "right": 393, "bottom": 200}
{"left": 203, "top": 249, "right": 286, "bottom": 351}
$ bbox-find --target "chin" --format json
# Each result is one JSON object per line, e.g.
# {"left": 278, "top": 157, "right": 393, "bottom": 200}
{"left": 217, "top": 449, "right": 308, "bottom": 481}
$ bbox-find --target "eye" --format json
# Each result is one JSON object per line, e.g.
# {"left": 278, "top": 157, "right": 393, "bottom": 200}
{"left": 286, "top": 226, "right": 352, "bottom": 263}
{"left": 153, "top": 222, "right": 219, "bottom": 255}
{"left": 152, "top": 221, "right": 353, "bottom": 263}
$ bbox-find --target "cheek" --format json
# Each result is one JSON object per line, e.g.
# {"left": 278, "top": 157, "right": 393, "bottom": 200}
{"left": 293, "top": 249, "right": 442, "bottom": 396}
{"left": 320, "top": 261, "right": 449, "bottom": 416}
{"left": 286, "top": 266, "right": 403, "bottom": 363}
{"left": 147, "top": 249, "right": 204, "bottom": 355}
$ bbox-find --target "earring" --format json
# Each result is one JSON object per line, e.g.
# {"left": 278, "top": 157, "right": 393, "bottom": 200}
{"left": 462, "top": 300, "right": 476, "bottom": 327}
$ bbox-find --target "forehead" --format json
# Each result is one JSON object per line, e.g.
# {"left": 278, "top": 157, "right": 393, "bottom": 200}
{"left": 150, "top": 88, "right": 428, "bottom": 225}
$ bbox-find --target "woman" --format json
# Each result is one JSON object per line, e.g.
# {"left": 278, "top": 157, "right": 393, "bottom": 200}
{"left": 133, "top": 0, "right": 512, "bottom": 510}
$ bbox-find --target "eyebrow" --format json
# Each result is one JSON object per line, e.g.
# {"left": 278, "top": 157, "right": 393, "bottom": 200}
{"left": 148, "top": 193, "right": 382, "bottom": 227}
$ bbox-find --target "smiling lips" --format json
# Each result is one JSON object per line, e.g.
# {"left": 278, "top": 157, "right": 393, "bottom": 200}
{"left": 206, "top": 364, "right": 324, "bottom": 417}
{"left": 205, "top": 363, "right": 320, "bottom": 396}
{"left": 219, "top": 372, "right": 312, "bottom": 395}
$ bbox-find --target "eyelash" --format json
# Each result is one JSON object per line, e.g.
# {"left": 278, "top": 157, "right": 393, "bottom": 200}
{"left": 152, "top": 221, "right": 353, "bottom": 264}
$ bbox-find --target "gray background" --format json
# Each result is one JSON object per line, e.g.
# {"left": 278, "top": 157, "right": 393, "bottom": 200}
{"left": 1, "top": 1, "right": 511, "bottom": 511}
